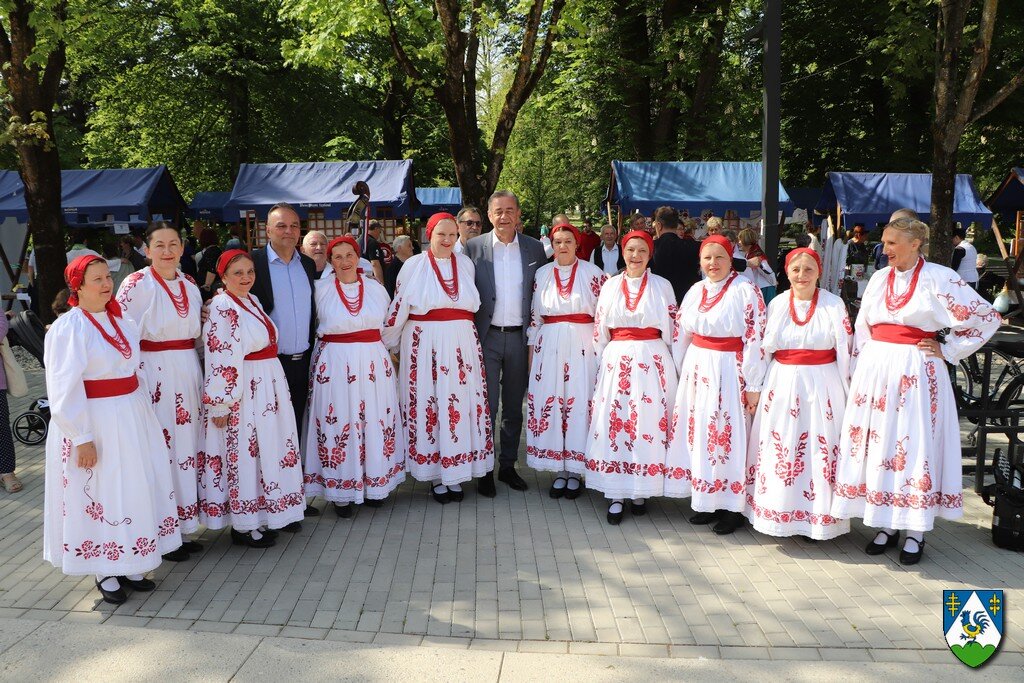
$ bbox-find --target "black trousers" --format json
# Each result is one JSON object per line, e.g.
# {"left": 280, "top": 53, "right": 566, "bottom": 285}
{"left": 0, "top": 392, "right": 13, "bottom": 473}
{"left": 277, "top": 351, "right": 312, "bottom": 436}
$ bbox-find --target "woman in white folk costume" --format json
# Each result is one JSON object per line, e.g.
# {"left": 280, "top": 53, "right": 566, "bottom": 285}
{"left": 665, "top": 234, "right": 767, "bottom": 535}
{"left": 303, "top": 236, "right": 406, "bottom": 517}
{"left": 43, "top": 255, "right": 182, "bottom": 605}
{"left": 116, "top": 222, "right": 204, "bottom": 561}
{"left": 526, "top": 223, "right": 606, "bottom": 499}
{"left": 745, "top": 248, "right": 852, "bottom": 540}
{"left": 382, "top": 213, "right": 493, "bottom": 504}
{"left": 832, "top": 218, "right": 1000, "bottom": 564}
{"left": 198, "top": 250, "right": 305, "bottom": 547}
{"left": 586, "top": 230, "right": 678, "bottom": 525}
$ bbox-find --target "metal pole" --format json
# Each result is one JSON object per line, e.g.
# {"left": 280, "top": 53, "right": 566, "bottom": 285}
{"left": 762, "top": 0, "right": 781, "bottom": 268}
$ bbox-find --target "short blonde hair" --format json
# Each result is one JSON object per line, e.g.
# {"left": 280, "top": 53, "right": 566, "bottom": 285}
{"left": 705, "top": 217, "right": 723, "bottom": 232}
{"left": 883, "top": 218, "right": 928, "bottom": 252}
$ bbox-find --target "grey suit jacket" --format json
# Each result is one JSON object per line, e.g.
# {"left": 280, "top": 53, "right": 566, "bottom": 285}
{"left": 465, "top": 231, "right": 547, "bottom": 346}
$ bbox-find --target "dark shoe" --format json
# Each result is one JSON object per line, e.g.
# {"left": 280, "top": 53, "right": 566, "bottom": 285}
{"left": 564, "top": 478, "right": 583, "bottom": 500}
{"left": 498, "top": 466, "right": 529, "bottom": 491}
{"left": 899, "top": 538, "right": 925, "bottom": 565}
{"left": 281, "top": 521, "right": 303, "bottom": 533}
{"left": 477, "top": 473, "right": 497, "bottom": 498}
{"left": 432, "top": 484, "right": 450, "bottom": 505}
{"left": 631, "top": 501, "right": 647, "bottom": 516}
{"left": 549, "top": 477, "right": 568, "bottom": 499}
{"left": 162, "top": 547, "right": 190, "bottom": 562}
{"left": 865, "top": 530, "right": 899, "bottom": 556}
{"left": 261, "top": 528, "right": 279, "bottom": 539}
{"left": 448, "top": 487, "right": 465, "bottom": 503}
{"left": 334, "top": 503, "right": 353, "bottom": 518}
{"left": 363, "top": 499, "right": 384, "bottom": 508}
{"left": 181, "top": 540, "right": 203, "bottom": 553}
{"left": 712, "top": 511, "right": 745, "bottom": 535}
{"left": 799, "top": 535, "right": 819, "bottom": 544}
{"left": 95, "top": 577, "right": 127, "bottom": 605}
{"left": 118, "top": 575, "right": 156, "bottom": 592}
{"left": 304, "top": 505, "right": 320, "bottom": 517}
{"left": 689, "top": 510, "right": 723, "bottom": 525}
{"left": 607, "top": 503, "right": 624, "bottom": 526}
{"left": 230, "top": 528, "right": 275, "bottom": 548}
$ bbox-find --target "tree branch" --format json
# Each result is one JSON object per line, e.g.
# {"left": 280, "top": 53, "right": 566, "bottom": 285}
{"left": 952, "top": 0, "right": 998, "bottom": 133}
{"left": 0, "top": 21, "right": 11, "bottom": 66}
{"left": 970, "top": 63, "right": 1024, "bottom": 124}
{"left": 377, "top": 0, "right": 425, "bottom": 86}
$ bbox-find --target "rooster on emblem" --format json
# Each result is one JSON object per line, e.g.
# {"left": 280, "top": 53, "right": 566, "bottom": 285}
{"left": 960, "top": 610, "right": 990, "bottom": 643}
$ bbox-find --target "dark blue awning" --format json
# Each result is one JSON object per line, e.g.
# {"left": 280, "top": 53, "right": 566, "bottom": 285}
{"left": 814, "top": 172, "right": 992, "bottom": 227}
{"left": 607, "top": 161, "right": 791, "bottom": 216}
{"left": 416, "top": 187, "right": 462, "bottom": 217}
{"left": 225, "top": 160, "right": 417, "bottom": 220}
{"left": 187, "top": 191, "right": 233, "bottom": 222}
{"left": 987, "top": 167, "right": 1024, "bottom": 213}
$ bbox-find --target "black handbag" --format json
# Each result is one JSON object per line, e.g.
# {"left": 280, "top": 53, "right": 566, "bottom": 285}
{"left": 982, "top": 446, "right": 1024, "bottom": 550}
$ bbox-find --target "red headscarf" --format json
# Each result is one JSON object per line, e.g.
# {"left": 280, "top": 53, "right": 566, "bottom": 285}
{"left": 620, "top": 229, "right": 653, "bottom": 254}
{"left": 550, "top": 223, "right": 580, "bottom": 244}
{"left": 784, "top": 247, "right": 822, "bottom": 274}
{"left": 65, "top": 254, "right": 123, "bottom": 318}
{"left": 700, "top": 234, "right": 733, "bottom": 259}
{"left": 216, "top": 248, "right": 251, "bottom": 277}
{"left": 327, "top": 235, "right": 361, "bottom": 259}
{"left": 426, "top": 212, "right": 457, "bottom": 240}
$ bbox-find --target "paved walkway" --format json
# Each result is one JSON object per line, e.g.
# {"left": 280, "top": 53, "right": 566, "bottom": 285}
{"left": 0, "top": 368, "right": 1022, "bottom": 676}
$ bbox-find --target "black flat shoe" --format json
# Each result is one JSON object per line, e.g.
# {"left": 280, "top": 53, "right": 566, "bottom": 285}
{"left": 304, "top": 505, "right": 320, "bottom": 517}
{"left": 563, "top": 479, "right": 583, "bottom": 500}
{"left": 631, "top": 501, "right": 647, "bottom": 516}
{"left": 230, "top": 528, "right": 275, "bottom": 548}
{"left": 899, "top": 539, "right": 925, "bottom": 565}
{"left": 799, "top": 535, "right": 819, "bottom": 544}
{"left": 712, "top": 511, "right": 745, "bottom": 535}
{"left": 162, "top": 547, "right": 190, "bottom": 562}
{"left": 865, "top": 530, "right": 900, "bottom": 556}
{"left": 334, "top": 503, "right": 353, "bottom": 518}
{"left": 549, "top": 477, "right": 568, "bottom": 499}
{"left": 448, "top": 488, "right": 464, "bottom": 502}
{"left": 281, "top": 521, "right": 302, "bottom": 533}
{"left": 363, "top": 499, "right": 384, "bottom": 508}
{"left": 689, "top": 510, "right": 722, "bottom": 525}
{"left": 95, "top": 577, "right": 127, "bottom": 605}
{"left": 118, "top": 576, "right": 156, "bottom": 592}
{"left": 261, "top": 528, "right": 279, "bottom": 539}
{"left": 181, "top": 540, "right": 203, "bottom": 553}
{"left": 432, "top": 485, "right": 450, "bottom": 504}
{"left": 607, "top": 503, "right": 624, "bottom": 526}
{"left": 477, "top": 473, "right": 496, "bottom": 498}
{"left": 498, "top": 466, "right": 529, "bottom": 491}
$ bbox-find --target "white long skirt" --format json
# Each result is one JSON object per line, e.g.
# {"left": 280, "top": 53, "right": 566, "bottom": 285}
{"left": 585, "top": 339, "right": 676, "bottom": 499}
{"left": 665, "top": 347, "right": 751, "bottom": 512}
{"left": 198, "top": 358, "right": 305, "bottom": 532}
{"left": 526, "top": 321, "right": 598, "bottom": 474}
{"left": 43, "top": 390, "right": 182, "bottom": 576}
{"left": 303, "top": 340, "right": 406, "bottom": 503}
{"left": 399, "top": 320, "right": 493, "bottom": 485}
{"left": 745, "top": 361, "right": 850, "bottom": 539}
{"left": 140, "top": 348, "right": 202, "bottom": 534}
{"left": 832, "top": 343, "right": 961, "bottom": 531}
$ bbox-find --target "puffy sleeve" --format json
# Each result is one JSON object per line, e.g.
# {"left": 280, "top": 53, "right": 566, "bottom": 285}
{"left": 672, "top": 288, "right": 697, "bottom": 371}
{"left": 592, "top": 281, "right": 613, "bottom": 359}
{"left": 202, "top": 299, "right": 244, "bottom": 418}
{"left": 829, "top": 297, "right": 854, "bottom": 388}
{"left": 43, "top": 319, "right": 93, "bottom": 446}
{"left": 935, "top": 275, "right": 1002, "bottom": 364}
{"left": 382, "top": 263, "right": 412, "bottom": 352}
{"left": 115, "top": 270, "right": 151, "bottom": 323}
{"left": 527, "top": 275, "right": 542, "bottom": 347}
{"left": 740, "top": 284, "right": 768, "bottom": 392}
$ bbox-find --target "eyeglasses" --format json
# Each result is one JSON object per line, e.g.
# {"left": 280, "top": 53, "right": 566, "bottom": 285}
{"left": 459, "top": 220, "right": 482, "bottom": 226}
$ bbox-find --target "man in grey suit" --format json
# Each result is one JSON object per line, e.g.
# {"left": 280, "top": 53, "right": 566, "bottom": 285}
{"left": 465, "top": 190, "right": 547, "bottom": 496}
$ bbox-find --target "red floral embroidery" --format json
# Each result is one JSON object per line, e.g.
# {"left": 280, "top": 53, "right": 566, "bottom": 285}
{"left": 102, "top": 541, "right": 125, "bottom": 561}
{"left": 132, "top": 537, "right": 157, "bottom": 556}
{"left": 75, "top": 540, "right": 101, "bottom": 559}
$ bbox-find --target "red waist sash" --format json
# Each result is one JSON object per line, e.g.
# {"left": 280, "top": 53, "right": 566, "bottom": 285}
{"left": 870, "top": 324, "right": 936, "bottom": 345}
{"left": 773, "top": 349, "right": 837, "bottom": 365}
{"left": 140, "top": 339, "right": 194, "bottom": 352}
{"left": 321, "top": 330, "right": 382, "bottom": 344}
{"left": 543, "top": 314, "right": 595, "bottom": 324}
{"left": 692, "top": 334, "right": 743, "bottom": 352}
{"left": 609, "top": 327, "right": 661, "bottom": 341}
{"left": 84, "top": 374, "right": 139, "bottom": 399}
{"left": 245, "top": 344, "right": 279, "bottom": 361}
{"left": 409, "top": 309, "right": 474, "bottom": 322}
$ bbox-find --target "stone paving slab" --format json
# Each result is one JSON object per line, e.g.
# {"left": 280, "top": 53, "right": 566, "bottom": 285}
{"left": 2, "top": 369, "right": 1023, "bottom": 665}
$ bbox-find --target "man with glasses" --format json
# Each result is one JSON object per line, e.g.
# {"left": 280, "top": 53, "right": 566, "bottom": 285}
{"left": 454, "top": 207, "right": 483, "bottom": 254}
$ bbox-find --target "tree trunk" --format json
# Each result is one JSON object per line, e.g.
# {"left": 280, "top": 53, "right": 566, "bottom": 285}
{"left": 225, "top": 74, "right": 250, "bottom": 182}
{"left": 682, "top": 0, "right": 732, "bottom": 158}
{"left": 616, "top": 0, "right": 653, "bottom": 159}
{"left": 380, "top": 72, "right": 407, "bottom": 160}
{"left": 929, "top": 141, "right": 956, "bottom": 266}
{"left": 19, "top": 138, "right": 64, "bottom": 324}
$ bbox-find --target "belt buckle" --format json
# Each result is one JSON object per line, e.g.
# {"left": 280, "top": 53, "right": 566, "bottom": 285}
{"left": 291, "top": 353, "right": 304, "bottom": 361}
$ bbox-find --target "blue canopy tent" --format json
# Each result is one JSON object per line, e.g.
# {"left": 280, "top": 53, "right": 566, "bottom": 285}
{"left": 416, "top": 187, "right": 462, "bottom": 217}
{"left": 225, "top": 160, "right": 416, "bottom": 220}
{"left": 987, "top": 167, "right": 1024, "bottom": 214}
{"left": 187, "top": 191, "right": 233, "bottom": 223}
{"left": 814, "top": 172, "right": 992, "bottom": 228}
{"left": 606, "top": 161, "right": 791, "bottom": 218}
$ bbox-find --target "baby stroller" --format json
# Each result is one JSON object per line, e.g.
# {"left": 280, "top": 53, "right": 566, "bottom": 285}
{"left": 7, "top": 311, "right": 50, "bottom": 445}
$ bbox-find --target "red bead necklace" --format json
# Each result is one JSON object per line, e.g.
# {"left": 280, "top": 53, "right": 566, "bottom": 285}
{"left": 621, "top": 271, "right": 648, "bottom": 312}
{"left": 83, "top": 310, "right": 132, "bottom": 359}
{"left": 553, "top": 260, "right": 578, "bottom": 299}
{"left": 151, "top": 268, "right": 189, "bottom": 318}
{"left": 227, "top": 292, "right": 277, "bottom": 346}
{"left": 699, "top": 272, "right": 736, "bottom": 313}
{"left": 885, "top": 257, "right": 924, "bottom": 313}
{"left": 428, "top": 251, "right": 459, "bottom": 301}
{"left": 335, "top": 274, "right": 364, "bottom": 316}
{"left": 788, "top": 287, "right": 819, "bottom": 326}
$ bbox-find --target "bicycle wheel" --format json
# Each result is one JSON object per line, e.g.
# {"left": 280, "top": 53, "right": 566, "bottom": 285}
{"left": 995, "top": 374, "right": 1024, "bottom": 437}
{"left": 988, "top": 349, "right": 1024, "bottom": 399}
{"left": 13, "top": 411, "right": 47, "bottom": 445}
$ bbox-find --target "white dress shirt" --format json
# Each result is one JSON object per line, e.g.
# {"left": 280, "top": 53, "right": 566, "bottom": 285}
{"left": 492, "top": 231, "right": 523, "bottom": 327}
{"left": 591, "top": 244, "right": 620, "bottom": 275}
{"left": 453, "top": 240, "right": 466, "bottom": 254}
